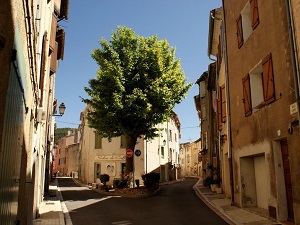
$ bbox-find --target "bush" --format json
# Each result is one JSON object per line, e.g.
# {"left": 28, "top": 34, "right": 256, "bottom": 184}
{"left": 141, "top": 172, "right": 160, "bottom": 189}
{"left": 203, "top": 176, "right": 213, "bottom": 187}
{"left": 117, "top": 172, "right": 133, "bottom": 189}
{"left": 99, "top": 174, "right": 110, "bottom": 185}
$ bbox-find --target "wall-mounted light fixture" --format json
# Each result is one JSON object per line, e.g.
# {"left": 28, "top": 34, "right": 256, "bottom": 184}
{"left": 52, "top": 102, "right": 66, "bottom": 117}
{"left": 163, "top": 139, "right": 166, "bottom": 146}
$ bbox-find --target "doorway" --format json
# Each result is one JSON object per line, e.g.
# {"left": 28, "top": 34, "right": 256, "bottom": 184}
{"left": 280, "top": 140, "right": 294, "bottom": 220}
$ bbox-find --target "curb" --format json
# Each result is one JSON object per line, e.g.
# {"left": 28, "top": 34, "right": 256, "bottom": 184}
{"left": 193, "top": 181, "right": 237, "bottom": 225}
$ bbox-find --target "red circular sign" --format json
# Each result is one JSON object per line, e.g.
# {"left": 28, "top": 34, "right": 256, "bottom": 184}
{"left": 126, "top": 149, "right": 133, "bottom": 157}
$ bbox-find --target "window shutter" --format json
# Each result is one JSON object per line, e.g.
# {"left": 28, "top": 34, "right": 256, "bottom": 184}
{"left": 242, "top": 74, "right": 252, "bottom": 116}
{"left": 120, "top": 135, "right": 127, "bottom": 148}
{"left": 94, "top": 133, "right": 102, "bottom": 149}
{"left": 250, "top": 0, "right": 259, "bottom": 29}
{"left": 56, "top": 28, "right": 65, "bottom": 60}
{"left": 50, "top": 42, "right": 58, "bottom": 74}
{"left": 217, "top": 35, "right": 221, "bottom": 70}
{"left": 236, "top": 14, "right": 244, "bottom": 49}
{"left": 217, "top": 92, "right": 222, "bottom": 130}
{"left": 39, "top": 33, "right": 47, "bottom": 107}
{"left": 49, "top": 14, "right": 57, "bottom": 52}
{"left": 201, "top": 104, "right": 206, "bottom": 120}
{"left": 262, "top": 54, "right": 275, "bottom": 104}
{"left": 221, "top": 85, "right": 227, "bottom": 122}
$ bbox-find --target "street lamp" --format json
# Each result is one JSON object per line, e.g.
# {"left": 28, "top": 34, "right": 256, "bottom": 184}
{"left": 53, "top": 102, "right": 66, "bottom": 117}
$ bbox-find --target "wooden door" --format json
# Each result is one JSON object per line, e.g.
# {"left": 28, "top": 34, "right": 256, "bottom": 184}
{"left": 280, "top": 140, "right": 294, "bottom": 220}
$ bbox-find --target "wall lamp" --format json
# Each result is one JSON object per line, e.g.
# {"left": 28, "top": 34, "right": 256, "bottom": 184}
{"left": 163, "top": 139, "right": 166, "bottom": 146}
{"left": 53, "top": 102, "right": 66, "bottom": 117}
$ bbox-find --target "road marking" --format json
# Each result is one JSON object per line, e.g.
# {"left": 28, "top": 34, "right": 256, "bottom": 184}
{"left": 112, "top": 221, "right": 132, "bottom": 225}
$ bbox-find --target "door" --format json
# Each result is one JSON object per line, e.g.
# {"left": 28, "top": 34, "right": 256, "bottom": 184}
{"left": 254, "top": 155, "right": 268, "bottom": 209}
{"left": 94, "top": 163, "right": 101, "bottom": 182}
{"left": 281, "top": 140, "right": 294, "bottom": 220}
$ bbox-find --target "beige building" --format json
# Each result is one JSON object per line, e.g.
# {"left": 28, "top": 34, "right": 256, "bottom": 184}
{"left": 54, "top": 130, "right": 79, "bottom": 177}
{"left": 0, "top": 0, "right": 68, "bottom": 224}
{"left": 78, "top": 107, "right": 181, "bottom": 186}
{"left": 179, "top": 139, "right": 202, "bottom": 178}
{"left": 221, "top": 0, "right": 300, "bottom": 222}
{"left": 207, "top": 7, "right": 232, "bottom": 199}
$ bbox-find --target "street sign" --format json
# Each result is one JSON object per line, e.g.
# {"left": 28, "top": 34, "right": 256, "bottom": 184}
{"left": 126, "top": 149, "right": 133, "bottom": 157}
{"left": 135, "top": 149, "right": 141, "bottom": 157}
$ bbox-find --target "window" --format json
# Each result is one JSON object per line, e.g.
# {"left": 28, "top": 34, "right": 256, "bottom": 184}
{"left": 200, "top": 81, "right": 206, "bottom": 98}
{"left": 236, "top": 0, "right": 259, "bottom": 48}
{"left": 201, "top": 104, "right": 206, "bottom": 120}
{"left": 120, "top": 135, "right": 127, "bottom": 148}
{"left": 217, "top": 85, "right": 227, "bottom": 130}
{"left": 49, "top": 14, "right": 57, "bottom": 53}
{"left": 175, "top": 133, "right": 177, "bottom": 142}
{"left": 169, "top": 148, "right": 172, "bottom": 162}
{"left": 94, "top": 133, "right": 102, "bottom": 149}
{"left": 242, "top": 53, "right": 275, "bottom": 116}
{"left": 169, "top": 130, "right": 172, "bottom": 142}
{"left": 161, "top": 146, "right": 164, "bottom": 158}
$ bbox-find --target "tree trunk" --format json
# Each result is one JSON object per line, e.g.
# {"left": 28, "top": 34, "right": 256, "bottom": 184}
{"left": 125, "top": 135, "right": 137, "bottom": 173}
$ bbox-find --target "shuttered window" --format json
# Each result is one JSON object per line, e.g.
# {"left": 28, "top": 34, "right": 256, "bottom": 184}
{"left": 262, "top": 54, "right": 275, "bottom": 104}
{"left": 56, "top": 28, "right": 65, "bottom": 60}
{"left": 50, "top": 42, "right": 58, "bottom": 74}
{"left": 49, "top": 14, "right": 57, "bottom": 52}
{"left": 250, "top": 0, "right": 259, "bottom": 29}
{"left": 221, "top": 85, "right": 227, "bottom": 123}
{"left": 94, "top": 133, "right": 102, "bottom": 149}
{"left": 217, "top": 94, "right": 222, "bottom": 130}
{"left": 242, "top": 74, "right": 252, "bottom": 116}
{"left": 120, "top": 135, "right": 127, "bottom": 148}
{"left": 39, "top": 33, "right": 47, "bottom": 107}
{"left": 217, "top": 35, "right": 221, "bottom": 70}
{"left": 236, "top": 15, "right": 243, "bottom": 49}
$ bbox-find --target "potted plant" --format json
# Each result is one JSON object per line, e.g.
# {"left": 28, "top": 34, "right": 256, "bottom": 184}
{"left": 99, "top": 174, "right": 110, "bottom": 191}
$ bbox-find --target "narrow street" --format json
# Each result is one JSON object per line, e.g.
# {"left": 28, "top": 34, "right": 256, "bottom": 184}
{"left": 59, "top": 177, "right": 229, "bottom": 225}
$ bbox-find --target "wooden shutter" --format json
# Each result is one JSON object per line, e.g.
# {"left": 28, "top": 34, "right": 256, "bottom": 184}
{"left": 217, "top": 35, "right": 221, "bottom": 70}
{"left": 39, "top": 33, "right": 47, "bottom": 106}
{"left": 250, "top": 0, "right": 259, "bottom": 29}
{"left": 242, "top": 74, "right": 252, "bottom": 116}
{"left": 95, "top": 133, "right": 102, "bottom": 149}
{"left": 49, "top": 14, "right": 57, "bottom": 52}
{"left": 56, "top": 28, "right": 65, "bottom": 60}
{"left": 236, "top": 15, "right": 244, "bottom": 49}
{"left": 221, "top": 85, "right": 227, "bottom": 122}
{"left": 50, "top": 42, "right": 58, "bottom": 74}
{"left": 217, "top": 91, "right": 222, "bottom": 130}
{"left": 262, "top": 54, "right": 275, "bottom": 104}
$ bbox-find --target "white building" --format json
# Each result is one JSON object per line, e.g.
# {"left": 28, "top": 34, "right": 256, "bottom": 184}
{"left": 78, "top": 108, "right": 181, "bottom": 186}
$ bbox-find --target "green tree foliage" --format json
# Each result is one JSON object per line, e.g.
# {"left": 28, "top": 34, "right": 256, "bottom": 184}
{"left": 83, "top": 26, "right": 192, "bottom": 172}
{"left": 54, "top": 128, "right": 77, "bottom": 143}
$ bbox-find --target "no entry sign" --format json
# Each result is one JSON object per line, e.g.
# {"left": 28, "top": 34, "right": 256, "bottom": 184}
{"left": 126, "top": 149, "right": 133, "bottom": 157}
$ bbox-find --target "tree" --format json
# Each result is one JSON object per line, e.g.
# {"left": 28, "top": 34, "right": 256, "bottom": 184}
{"left": 54, "top": 128, "right": 77, "bottom": 143}
{"left": 83, "top": 26, "right": 192, "bottom": 172}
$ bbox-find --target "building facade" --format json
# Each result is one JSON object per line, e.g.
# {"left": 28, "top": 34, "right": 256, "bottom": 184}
{"left": 0, "top": 0, "right": 68, "bottom": 224}
{"left": 221, "top": 0, "right": 300, "bottom": 222}
{"left": 179, "top": 139, "right": 202, "bottom": 178}
{"left": 78, "top": 107, "right": 181, "bottom": 186}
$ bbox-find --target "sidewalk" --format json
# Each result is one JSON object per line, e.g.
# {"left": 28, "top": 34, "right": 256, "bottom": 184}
{"left": 33, "top": 179, "right": 65, "bottom": 225}
{"left": 193, "top": 178, "right": 282, "bottom": 225}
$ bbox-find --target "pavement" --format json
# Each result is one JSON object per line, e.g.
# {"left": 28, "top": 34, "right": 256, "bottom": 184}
{"left": 33, "top": 177, "right": 289, "bottom": 225}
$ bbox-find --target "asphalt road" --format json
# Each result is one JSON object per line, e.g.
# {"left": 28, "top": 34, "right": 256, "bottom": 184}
{"left": 58, "top": 177, "right": 229, "bottom": 225}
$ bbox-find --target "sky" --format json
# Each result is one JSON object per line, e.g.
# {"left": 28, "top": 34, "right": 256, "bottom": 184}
{"left": 55, "top": 1, "right": 222, "bottom": 143}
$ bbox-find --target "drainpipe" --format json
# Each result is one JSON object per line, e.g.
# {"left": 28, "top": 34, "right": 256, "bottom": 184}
{"left": 285, "top": 0, "right": 300, "bottom": 124}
